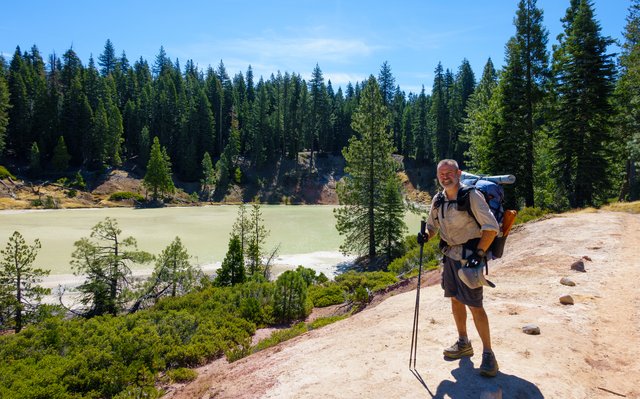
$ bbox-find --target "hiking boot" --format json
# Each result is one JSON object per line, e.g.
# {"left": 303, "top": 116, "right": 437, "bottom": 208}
{"left": 443, "top": 339, "right": 474, "bottom": 359}
{"left": 479, "top": 351, "right": 499, "bottom": 377}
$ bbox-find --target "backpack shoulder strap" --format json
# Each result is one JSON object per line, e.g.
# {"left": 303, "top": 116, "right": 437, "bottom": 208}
{"left": 457, "top": 185, "right": 481, "bottom": 228}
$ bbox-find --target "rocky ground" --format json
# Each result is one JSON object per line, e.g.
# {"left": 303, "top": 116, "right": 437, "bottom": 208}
{"left": 164, "top": 210, "right": 640, "bottom": 399}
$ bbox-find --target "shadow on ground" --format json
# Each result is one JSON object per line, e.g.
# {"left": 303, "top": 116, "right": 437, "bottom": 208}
{"left": 412, "top": 357, "right": 544, "bottom": 398}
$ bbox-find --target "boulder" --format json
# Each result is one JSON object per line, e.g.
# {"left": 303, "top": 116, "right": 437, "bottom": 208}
{"left": 570, "top": 260, "right": 586, "bottom": 272}
{"left": 522, "top": 324, "right": 541, "bottom": 335}
{"left": 560, "top": 277, "right": 576, "bottom": 287}
{"left": 560, "top": 295, "right": 574, "bottom": 305}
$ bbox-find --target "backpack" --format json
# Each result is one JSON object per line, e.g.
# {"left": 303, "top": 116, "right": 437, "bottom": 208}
{"left": 433, "top": 174, "right": 517, "bottom": 259}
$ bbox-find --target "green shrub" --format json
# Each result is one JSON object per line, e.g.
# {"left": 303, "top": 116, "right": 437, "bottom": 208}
{"left": 67, "top": 189, "right": 78, "bottom": 198}
{"left": 252, "top": 322, "right": 308, "bottom": 353}
{"left": 388, "top": 235, "right": 441, "bottom": 276}
{"left": 109, "top": 191, "right": 145, "bottom": 202}
{"left": 308, "top": 315, "right": 347, "bottom": 330}
{"left": 73, "top": 171, "right": 86, "bottom": 189}
{"left": 0, "top": 165, "right": 16, "bottom": 180}
{"left": 515, "top": 207, "right": 551, "bottom": 224}
{"left": 166, "top": 367, "right": 198, "bottom": 383}
{"left": 308, "top": 284, "right": 346, "bottom": 307}
{"left": 335, "top": 271, "right": 398, "bottom": 293}
{"left": 44, "top": 195, "right": 58, "bottom": 209}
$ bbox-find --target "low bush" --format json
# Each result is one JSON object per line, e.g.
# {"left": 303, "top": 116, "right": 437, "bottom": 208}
{"left": 0, "top": 165, "right": 16, "bottom": 180}
{"left": 166, "top": 367, "right": 198, "bottom": 383}
{"left": 251, "top": 322, "right": 308, "bottom": 354}
{"left": 308, "top": 284, "right": 346, "bottom": 307}
{"left": 109, "top": 191, "right": 145, "bottom": 202}
{"left": 308, "top": 315, "right": 347, "bottom": 330}
{"left": 515, "top": 206, "right": 552, "bottom": 224}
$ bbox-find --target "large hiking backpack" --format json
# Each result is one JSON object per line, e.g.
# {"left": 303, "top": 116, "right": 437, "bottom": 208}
{"left": 434, "top": 173, "right": 517, "bottom": 259}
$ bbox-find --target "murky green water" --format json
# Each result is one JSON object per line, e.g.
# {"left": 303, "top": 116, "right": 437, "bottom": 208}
{"left": 0, "top": 205, "right": 426, "bottom": 275}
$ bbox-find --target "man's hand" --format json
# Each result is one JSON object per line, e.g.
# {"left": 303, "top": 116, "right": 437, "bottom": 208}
{"left": 417, "top": 232, "right": 428, "bottom": 245}
{"left": 466, "top": 250, "right": 484, "bottom": 268}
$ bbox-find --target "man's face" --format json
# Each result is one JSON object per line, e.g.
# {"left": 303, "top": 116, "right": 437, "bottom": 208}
{"left": 437, "top": 164, "right": 460, "bottom": 190}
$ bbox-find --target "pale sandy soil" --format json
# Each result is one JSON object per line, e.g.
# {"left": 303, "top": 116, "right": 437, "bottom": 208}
{"left": 165, "top": 210, "right": 640, "bottom": 399}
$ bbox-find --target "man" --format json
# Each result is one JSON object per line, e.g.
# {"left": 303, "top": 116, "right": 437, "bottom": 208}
{"left": 419, "top": 159, "right": 500, "bottom": 377}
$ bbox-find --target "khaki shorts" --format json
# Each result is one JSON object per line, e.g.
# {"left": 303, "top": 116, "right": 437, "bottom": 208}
{"left": 441, "top": 256, "right": 483, "bottom": 307}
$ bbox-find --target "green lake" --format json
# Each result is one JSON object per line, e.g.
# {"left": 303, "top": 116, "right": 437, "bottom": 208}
{"left": 0, "top": 205, "right": 426, "bottom": 278}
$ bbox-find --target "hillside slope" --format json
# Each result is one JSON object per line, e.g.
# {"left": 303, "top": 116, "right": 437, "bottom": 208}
{"left": 166, "top": 210, "right": 640, "bottom": 399}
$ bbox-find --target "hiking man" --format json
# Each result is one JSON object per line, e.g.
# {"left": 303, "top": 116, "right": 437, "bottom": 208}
{"left": 418, "top": 159, "right": 500, "bottom": 377}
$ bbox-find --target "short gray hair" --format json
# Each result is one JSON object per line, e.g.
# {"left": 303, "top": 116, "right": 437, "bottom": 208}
{"left": 437, "top": 159, "right": 459, "bottom": 170}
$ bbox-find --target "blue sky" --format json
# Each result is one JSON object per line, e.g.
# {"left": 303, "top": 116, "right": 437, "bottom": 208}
{"left": 0, "top": 0, "right": 631, "bottom": 95}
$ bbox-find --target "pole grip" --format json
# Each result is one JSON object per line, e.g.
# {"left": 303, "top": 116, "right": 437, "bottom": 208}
{"left": 420, "top": 220, "right": 426, "bottom": 236}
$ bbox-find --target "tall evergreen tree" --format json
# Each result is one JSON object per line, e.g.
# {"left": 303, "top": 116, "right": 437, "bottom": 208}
{"left": 215, "top": 235, "right": 246, "bottom": 286}
{"left": 376, "top": 176, "right": 407, "bottom": 262}
{"left": 551, "top": 0, "right": 616, "bottom": 207}
{"left": 463, "top": 58, "right": 499, "bottom": 173}
{"left": 247, "top": 200, "right": 269, "bottom": 276}
{"left": 431, "top": 63, "right": 449, "bottom": 160}
{"left": 200, "top": 152, "right": 216, "bottom": 200}
{"left": 143, "top": 136, "right": 175, "bottom": 201}
{"left": 98, "top": 39, "right": 117, "bottom": 76}
{"left": 378, "top": 61, "right": 396, "bottom": 107}
{"left": 0, "top": 70, "right": 9, "bottom": 157}
{"left": 615, "top": 0, "right": 640, "bottom": 201}
{"left": 334, "top": 76, "right": 396, "bottom": 262}
{"left": 51, "top": 135, "right": 70, "bottom": 172}
{"left": 511, "top": 0, "right": 550, "bottom": 206}
{"left": 450, "top": 59, "right": 476, "bottom": 165}
{"left": 0, "top": 231, "right": 50, "bottom": 332}
{"left": 232, "top": 202, "right": 251, "bottom": 258}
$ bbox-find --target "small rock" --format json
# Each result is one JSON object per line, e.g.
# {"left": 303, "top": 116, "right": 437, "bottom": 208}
{"left": 560, "top": 277, "right": 576, "bottom": 287}
{"left": 570, "top": 260, "right": 586, "bottom": 272}
{"left": 560, "top": 295, "right": 574, "bottom": 305}
{"left": 582, "top": 255, "right": 592, "bottom": 262}
{"left": 522, "top": 324, "right": 541, "bottom": 335}
{"left": 480, "top": 389, "right": 502, "bottom": 399}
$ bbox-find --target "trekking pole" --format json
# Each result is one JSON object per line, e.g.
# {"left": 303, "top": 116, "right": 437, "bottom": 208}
{"left": 410, "top": 220, "right": 427, "bottom": 369}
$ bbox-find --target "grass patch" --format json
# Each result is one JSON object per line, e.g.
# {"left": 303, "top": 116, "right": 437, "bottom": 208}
{"left": 308, "top": 315, "right": 347, "bottom": 330}
{"left": 514, "top": 207, "right": 553, "bottom": 224}
{"left": 601, "top": 201, "right": 640, "bottom": 214}
{"left": 0, "top": 166, "right": 16, "bottom": 180}
{"left": 252, "top": 322, "right": 308, "bottom": 353}
{"left": 165, "top": 367, "right": 198, "bottom": 383}
{"left": 109, "top": 191, "right": 145, "bottom": 201}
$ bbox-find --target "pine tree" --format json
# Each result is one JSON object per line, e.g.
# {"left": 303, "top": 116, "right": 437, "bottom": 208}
{"left": 0, "top": 71, "right": 8, "bottom": 157}
{"left": 51, "top": 135, "right": 70, "bottom": 172}
{"left": 376, "top": 177, "right": 407, "bottom": 262}
{"left": 246, "top": 200, "right": 269, "bottom": 276}
{"left": 232, "top": 203, "right": 251, "bottom": 258}
{"left": 29, "top": 142, "right": 41, "bottom": 176}
{"left": 200, "top": 152, "right": 216, "bottom": 200}
{"left": 98, "top": 39, "right": 117, "bottom": 76}
{"left": 431, "top": 63, "right": 449, "bottom": 160}
{"left": 615, "top": 0, "right": 640, "bottom": 201}
{"left": 143, "top": 136, "right": 175, "bottom": 201}
{"left": 378, "top": 61, "right": 396, "bottom": 107}
{"left": 551, "top": 0, "right": 616, "bottom": 207}
{"left": 273, "top": 270, "right": 309, "bottom": 323}
{"left": 215, "top": 235, "right": 246, "bottom": 286}
{"left": 0, "top": 231, "right": 50, "bottom": 332}
{"left": 334, "top": 76, "right": 396, "bottom": 262}
{"left": 510, "top": 0, "right": 550, "bottom": 206}
{"left": 450, "top": 59, "right": 476, "bottom": 166}
{"left": 71, "top": 218, "right": 153, "bottom": 316}
{"left": 463, "top": 58, "right": 499, "bottom": 173}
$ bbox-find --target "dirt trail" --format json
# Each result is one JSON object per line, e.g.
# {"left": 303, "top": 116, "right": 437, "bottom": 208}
{"left": 167, "top": 211, "right": 640, "bottom": 399}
